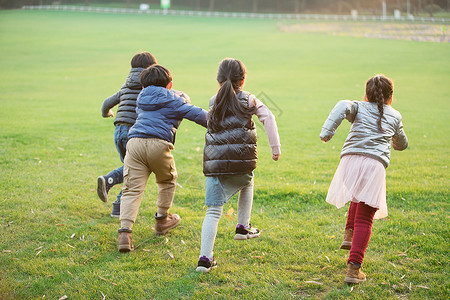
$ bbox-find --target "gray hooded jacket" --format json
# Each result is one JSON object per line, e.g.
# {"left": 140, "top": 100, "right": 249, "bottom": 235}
{"left": 320, "top": 100, "right": 408, "bottom": 168}
{"left": 101, "top": 67, "right": 143, "bottom": 126}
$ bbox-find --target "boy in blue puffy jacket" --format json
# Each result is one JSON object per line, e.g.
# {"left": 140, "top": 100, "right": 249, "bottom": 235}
{"left": 117, "top": 65, "right": 208, "bottom": 252}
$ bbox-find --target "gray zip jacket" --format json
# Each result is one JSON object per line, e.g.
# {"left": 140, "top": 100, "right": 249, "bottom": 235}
{"left": 320, "top": 100, "right": 408, "bottom": 168}
{"left": 101, "top": 67, "right": 143, "bottom": 126}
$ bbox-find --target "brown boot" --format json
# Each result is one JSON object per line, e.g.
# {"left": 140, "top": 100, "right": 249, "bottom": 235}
{"left": 344, "top": 262, "right": 366, "bottom": 284}
{"left": 118, "top": 228, "right": 134, "bottom": 252}
{"left": 340, "top": 229, "right": 353, "bottom": 250}
{"left": 154, "top": 213, "right": 181, "bottom": 235}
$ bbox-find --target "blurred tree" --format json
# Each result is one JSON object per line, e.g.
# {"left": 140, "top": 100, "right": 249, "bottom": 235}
{"left": 294, "top": 0, "right": 306, "bottom": 13}
{"left": 252, "top": 0, "right": 258, "bottom": 13}
{"left": 429, "top": 0, "right": 434, "bottom": 16}
{"left": 418, "top": 0, "right": 424, "bottom": 11}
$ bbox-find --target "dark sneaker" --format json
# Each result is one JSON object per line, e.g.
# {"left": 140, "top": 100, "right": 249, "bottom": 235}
{"left": 195, "top": 256, "right": 217, "bottom": 273}
{"left": 111, "top": 201, "right": 120, "bottom": 217}
{"left": 344, "top": 262, "right": 367, "bottom": 284}
{"left": 97, "top": 175, "right": 114, "bottom": 202}
{"left": 154, "top": 213, "right": 181, "bottom": 235}
{"left": 118, "top": 228, "right": 134, "bottom": 253}
{"left": 234, "top": 224, "right": 261, "bottom": 240}
{"left": 340, "top": 229, "right": 353, "bottom": 250}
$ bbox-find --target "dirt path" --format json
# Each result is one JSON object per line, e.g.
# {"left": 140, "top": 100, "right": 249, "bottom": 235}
{"left": 279, "top": 22, "right": 449, "bottom": 42}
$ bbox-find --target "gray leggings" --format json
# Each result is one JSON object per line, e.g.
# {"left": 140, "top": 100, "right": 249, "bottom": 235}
{"left": 199, "top": 179, "right": 254, "bottom": 259}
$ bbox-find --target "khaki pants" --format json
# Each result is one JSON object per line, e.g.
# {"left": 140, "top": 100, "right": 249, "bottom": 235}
{"left": 120, "top": 138, "right": 177, "bottom": 228}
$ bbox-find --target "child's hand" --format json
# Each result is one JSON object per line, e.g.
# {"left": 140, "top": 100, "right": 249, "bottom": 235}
{"left": 175, "top": 91, "right": 191, "bottom": 103}
{"left": 320, "top": 135, "right": 330, "bottom": 142}
{"left": 106, "top": 109, "right": 114, "bottom": 118}
{"left": 272, "top": 154, "right": 280, "bottom": 161}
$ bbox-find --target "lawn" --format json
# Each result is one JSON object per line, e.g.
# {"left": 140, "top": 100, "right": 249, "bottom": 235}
{"left": 0, "top": 9, "right": 449, "bottom": 299}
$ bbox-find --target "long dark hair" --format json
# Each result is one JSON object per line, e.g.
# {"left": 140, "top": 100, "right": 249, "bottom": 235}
{"left": 208, "top": 58, "right": 254, "bottom": 132}
{"left": 365, "top": 74, "right": 394, "bottom": 131}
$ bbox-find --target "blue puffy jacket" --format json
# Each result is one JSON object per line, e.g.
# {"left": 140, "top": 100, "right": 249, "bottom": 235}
{"left": 128, "top": 86, "right": 208, "bottom": 144}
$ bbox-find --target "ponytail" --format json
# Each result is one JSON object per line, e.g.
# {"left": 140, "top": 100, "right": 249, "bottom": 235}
{"left": 208, "top": 58, "right": 254, "bottom": 132}
{"left": 374, "top": 77, "right": 385, "bottom": 131}
{"left": 365, "top": 74, "right": 394, "bottom": 132}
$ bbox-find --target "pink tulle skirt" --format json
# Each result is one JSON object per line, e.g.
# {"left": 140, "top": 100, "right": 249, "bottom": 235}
{"left": 326, "top": 154, "right": 387, "bottom": 219}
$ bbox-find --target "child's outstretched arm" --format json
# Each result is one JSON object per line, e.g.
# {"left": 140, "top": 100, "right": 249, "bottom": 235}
{"left": 250, "top": 95, "right": 281, "bottom": 161}
{"left": 173, "top": 94, "right": 208, "bottom": 128}
{"left": 320, "top": 100, "right": 358, "bottom": 142}
{"left": 101, "top": 91, "right": 120, "bottom": 118}
{"left": 392, "top": 119, "right": 408, "bottom": 151}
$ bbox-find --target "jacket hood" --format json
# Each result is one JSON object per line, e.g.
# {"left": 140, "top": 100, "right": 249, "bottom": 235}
{"left": 137, "top": 85, "right": 175, "bottom": 110}
{"left": 125, "top": 67, "right": 144, "bottom": 90}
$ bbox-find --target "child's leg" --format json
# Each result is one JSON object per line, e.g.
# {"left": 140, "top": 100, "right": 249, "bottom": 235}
{"left": 151, "top": 142, "right": 177, "bottom": 216}
{"left": 114, "top": 125, "right": 130, "bottom": 203}
{"left": 99, "top": 125, "right": 129, "bottom": 207}
{"left": 115, "top": 125, "right": 130, "bottom": 165}
{"left": 340, "top": 200, "right": 358, "bottom": 250}
{"left": 348, "top": 202, "right": 377, "bottom": 266}
{"left": 155, "top": 182, "right": 176, "bottom": 216}
{"left": 235, "top": 178, "right": 260, "bottom": 240}
{"left": 102, "top": 166, "right": 124, "bottom": 185}
{"left": 200, "top": 205, "right": 223, "bottom": 259}
{"left": 109, "top": 125, "right": 130, "bottom": 188}
{"left": 119, "top": 139, "right": 151, "bottom": 230}
{"left": 237, "top": 178, "right": 254, "bottom": 227}
{"left": 345, "top": 200, "right": 358, "bottom": 230}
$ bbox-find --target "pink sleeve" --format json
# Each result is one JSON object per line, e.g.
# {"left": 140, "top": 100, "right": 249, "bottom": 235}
{"left": 249, "top": 95, "right": 281, "bottom": 155}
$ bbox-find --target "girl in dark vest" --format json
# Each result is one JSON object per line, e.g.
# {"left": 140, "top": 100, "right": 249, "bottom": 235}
{"left": 196, "top": 58, "right": 281, "bottom": 273}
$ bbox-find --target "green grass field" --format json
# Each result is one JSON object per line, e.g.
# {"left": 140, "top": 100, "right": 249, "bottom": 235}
{"left": 0, "top": 9, "right": 449, "bottom": 299}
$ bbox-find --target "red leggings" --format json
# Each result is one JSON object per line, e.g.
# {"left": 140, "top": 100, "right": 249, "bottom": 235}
{"left": 345, "top": 201, "right": 377, "bottom": 265}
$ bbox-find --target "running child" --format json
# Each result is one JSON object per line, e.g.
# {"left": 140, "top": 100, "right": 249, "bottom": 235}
{"left": 97, "top": 52, "right": 157, "bottom": 217}
{"left": 320, "top": 74, "right": 408, "bottom": 283}
{"left": 118, "top": 64, "right": 208, "bottom": 252}
{"left": 196, "top": 58, "right": 281, "bottom": 272}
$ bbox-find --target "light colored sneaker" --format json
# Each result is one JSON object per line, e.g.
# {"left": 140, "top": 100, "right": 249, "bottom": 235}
{"left": 154, "top": 213, "right": 181, "bottom": 235}
{"left": 340, "top": 229, "right": 353, "bottom": 250}
{"left": 234, "top": 224, "right": 261, "bottom": 240}
{"left": 344, "top": 262, "right": 367, "bottom": 284}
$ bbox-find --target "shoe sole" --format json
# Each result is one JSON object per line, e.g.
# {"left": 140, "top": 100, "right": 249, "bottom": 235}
{"left": 155, "top": 218, "right": 181, "bottom": 235}
{"left": 234, "top": 232, "right": 261, "bottom": 240}
{"left": 110, "top": 214, "right": 120, "bottom": 218}
{"left": 195, "top": 265, "right": 217, "bottom": 273}
{"left": 344, "top": 276, "right": 366, "bottom": 284}
{"left": 118, "top": 245, "right": 134, "bottom": 253}
{"left": 195, "top": 266, "right": 210, "bottom": 273}
{"left": 340, "top": 241, "right": 352, "bottom": 250}
{"left": 97, "top": 176, "right": 108, "bottom": 202}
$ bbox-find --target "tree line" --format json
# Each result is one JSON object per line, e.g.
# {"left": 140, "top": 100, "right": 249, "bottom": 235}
{"left": 4, "top": 0, "right": 449, "bottom": 16}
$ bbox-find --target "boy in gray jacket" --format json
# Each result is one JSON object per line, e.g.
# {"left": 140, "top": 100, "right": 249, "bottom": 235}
{"left": 97, "top": 52, "right": 157, "bottom": 217}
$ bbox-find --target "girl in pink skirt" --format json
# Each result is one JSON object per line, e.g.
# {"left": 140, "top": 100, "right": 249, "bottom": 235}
{"left": 320, "top": 74, "right": 408, "bottom": 284}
